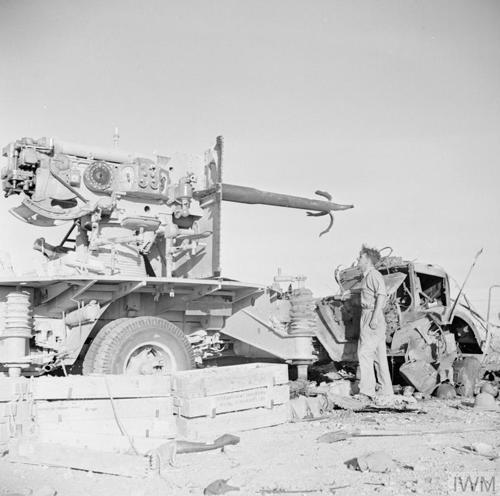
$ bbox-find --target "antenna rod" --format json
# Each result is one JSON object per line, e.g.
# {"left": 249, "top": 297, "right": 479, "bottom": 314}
{"left": 447, "top": 248, "right": 483, "bottom": 323}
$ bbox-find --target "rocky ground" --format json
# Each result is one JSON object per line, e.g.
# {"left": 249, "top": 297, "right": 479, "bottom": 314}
{"left": 0, "top": 398, "right": 498, "bottom": 496}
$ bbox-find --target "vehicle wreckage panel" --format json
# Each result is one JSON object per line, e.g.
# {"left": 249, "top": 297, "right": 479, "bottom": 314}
{"left": 315, "top": 257, "right": 490, "bottom": 393}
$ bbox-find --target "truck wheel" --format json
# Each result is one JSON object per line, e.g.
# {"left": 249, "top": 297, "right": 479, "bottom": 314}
{"left": 88, "top": 316, "right": 195, "bottom": 375}
{"left": 82, "top": 318, "right": 129, "bottom": 375}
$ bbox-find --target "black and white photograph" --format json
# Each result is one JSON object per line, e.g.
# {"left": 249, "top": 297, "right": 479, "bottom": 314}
{"left": 0, "top": 1, "right": 499, "bottom": 495}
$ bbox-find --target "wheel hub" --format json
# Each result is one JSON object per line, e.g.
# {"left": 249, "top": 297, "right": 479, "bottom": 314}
{"left": 124, "top": 342, "right": 177, "bottom": 375}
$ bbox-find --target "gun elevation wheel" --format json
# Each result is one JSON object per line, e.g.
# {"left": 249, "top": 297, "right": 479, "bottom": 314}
{"left": 84, "top": 316, "right": 195, "bottom": 375}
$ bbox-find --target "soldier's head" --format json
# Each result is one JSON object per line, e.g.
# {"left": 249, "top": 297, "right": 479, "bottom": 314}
{"left": 358, "top": 245, "right": 381, "bottom": 271}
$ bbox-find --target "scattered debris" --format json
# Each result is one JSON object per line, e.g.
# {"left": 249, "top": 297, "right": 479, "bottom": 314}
{"left": 435, "top": 383, "right": 457, "bottom": 399}
{"left": 399, "top": 360, "right": 438, "bottom": 395}
{"left": 258, "top": 487, "right": 350, "bottom": 494}
{"left": 345, "top": 451, "right": 395, "bottom": 473}
{"left": 454, "top": 357, "right": 482, "bottom": 397}
{"left": 413, "top": 392, "right": 426, "bottom": 400}
{"left": 289, "top": 379, "right": 315, "bottom": 398}
{"left": 327, "top": 394, "right": 367, "bottom": 411}
{"left": 204, "top": 479, "right": 240, "bottom": 495}
{"left": 317, "top": 255, "right": 494, "bottom": 395}
{"left": 374, "top": 394, "right": 418, "bottom": 407}
{"left": 328, "top": 393, "right": 422, "bottom": 413}
{"left": 318, "top": 426, "right": 500, "bottom": 444}
{"left": 470, "top": 442, "right": 497, "bottom": 456}
{"left": 402, "top": 386, "right": 415, "bottom": 397}
{"left": 176, "top": 434, "right": 240, "bottom": 454}
{"left": 317, "top": 430, "right": 350, "bottom": 443}
{"left": 289, "top": 395, "right": 328, "bottom": 420}
{"left": 151, "top": 437, "right": 241, "bottom": 477}
{"left": 450, "top": 443, "right": 499, "bottom": 461}
{"left": 315, "top": 379, "right": 357, "bottom": 397}
{"left": 474, "top": 392, "right": 499, "bottom": 411}
{"left": 1, "top": 394, "right": 499, "bottom": 494}
{"left": 290, "top": 382, "right": 423, "bottom": 421}
{"left": 480, "top": 382, "right": 498, "bottom": 397}
{"left": 308, "top": 362, "right": 343, "bottom": 383}
{"left": 457, "top": 442, "right": 500, "bottom": 461}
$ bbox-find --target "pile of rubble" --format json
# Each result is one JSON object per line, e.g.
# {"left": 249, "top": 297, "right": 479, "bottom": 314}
{"left": 289, "top": 359, "right": 500, "bottom": 422}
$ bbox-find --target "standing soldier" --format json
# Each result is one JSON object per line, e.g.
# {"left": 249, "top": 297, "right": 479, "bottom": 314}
{"left": 356, "top": 245, "right": 394, "bottom": 401}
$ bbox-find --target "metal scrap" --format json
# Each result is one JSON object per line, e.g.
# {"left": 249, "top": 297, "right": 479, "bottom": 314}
{"left": 204, "top": 479, "right": 240, "bottom": 495}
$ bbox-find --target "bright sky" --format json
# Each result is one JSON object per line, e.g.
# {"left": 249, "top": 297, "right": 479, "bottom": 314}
{"left": 0, "top": 0, "right": 499, "bottom": 317}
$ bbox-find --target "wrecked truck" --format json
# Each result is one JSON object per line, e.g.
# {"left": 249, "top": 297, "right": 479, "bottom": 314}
{"left": 315, "top": 254, "right": 490, "bottom": 392}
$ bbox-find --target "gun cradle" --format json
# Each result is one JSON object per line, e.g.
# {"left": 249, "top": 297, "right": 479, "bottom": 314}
{"left": 2, "top": 136, "right": 352, "bottom": 279}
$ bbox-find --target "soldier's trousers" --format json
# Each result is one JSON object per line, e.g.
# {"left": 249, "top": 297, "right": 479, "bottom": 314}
{"left": 358, "top": 309, "right": 393, "bottom": 398}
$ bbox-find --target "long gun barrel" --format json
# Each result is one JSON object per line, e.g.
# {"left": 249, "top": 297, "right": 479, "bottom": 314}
{"left": 2, "top": 135, "right": 353, "bottom": 237}
{"left": 221, "top": 184, "right": 353, "bottom": 212}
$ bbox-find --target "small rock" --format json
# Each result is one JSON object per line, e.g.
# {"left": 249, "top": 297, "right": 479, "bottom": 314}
{"left": 347, "top": 451, "right": 396, "bottom": 473}
{"left": 470, "top": 442, "right": 496, "bottom": 457}
{"left": 403, "top": 386, "right": 415, "bottom": 397}
{"left": 317, "top": 430, "right": 349, "bottom": 443}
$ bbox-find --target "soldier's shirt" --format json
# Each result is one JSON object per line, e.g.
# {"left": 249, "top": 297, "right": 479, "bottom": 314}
{"left": 361, "top": 267, "right": 386, "bottom": 310}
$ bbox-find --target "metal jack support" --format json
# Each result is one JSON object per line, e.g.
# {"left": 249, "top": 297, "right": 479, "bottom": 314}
{"left": 294, "top": 362, "right": 310, "bottom": 380}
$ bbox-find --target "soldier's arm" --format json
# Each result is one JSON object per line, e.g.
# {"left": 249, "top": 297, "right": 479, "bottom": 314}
{"left": 369, "top": 272, "right": 387, "bottom": 329}
{"left": 370, "top": 293, "right": 386, "bottom": 328}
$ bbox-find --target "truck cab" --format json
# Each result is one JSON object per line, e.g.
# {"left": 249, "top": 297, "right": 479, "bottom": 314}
{"left": 315, "top": 256, "right": 485, "bottom": 366}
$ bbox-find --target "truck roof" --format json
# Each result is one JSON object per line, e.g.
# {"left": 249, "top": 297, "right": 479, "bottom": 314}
{"left": 381, "top": 257, "right": 448, "bottom": 278}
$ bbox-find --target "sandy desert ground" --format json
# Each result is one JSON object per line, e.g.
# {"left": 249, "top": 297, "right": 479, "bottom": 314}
{"left": 0, "top": 398, "right": 498, "bottom": 496}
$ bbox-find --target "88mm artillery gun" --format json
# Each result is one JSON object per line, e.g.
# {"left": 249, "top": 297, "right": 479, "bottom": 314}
{"left": 0, "top": 135, "right": 352, "bottom": 377}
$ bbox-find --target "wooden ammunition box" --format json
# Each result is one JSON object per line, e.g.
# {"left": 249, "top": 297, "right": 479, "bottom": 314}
{"left": 172, "top": 363, "right": 290, "bottom": 441}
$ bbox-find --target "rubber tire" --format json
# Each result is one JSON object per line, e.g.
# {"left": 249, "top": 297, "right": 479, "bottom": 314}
{"left": 89, "top": 316, "right": 195, "bottom": 374}
{"left": 82, "top": 318, "right": 129, "bottom": 375}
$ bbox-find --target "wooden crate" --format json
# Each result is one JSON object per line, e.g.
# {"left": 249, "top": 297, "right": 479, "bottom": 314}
{"left": 36, "top": 429, "right": 173, "bottom": 455}
{"left": 32, "top": 375, "right": 172, "bottom": 400}
{"left": 0, "top": 397, "right": 34, "bottom": 442}
{"left": 0, "top": 375, "right": 175, "bottom": 454}
{"left": 32, "top": 376, "right": 175, "bottom": 453}
{"left": 0, "top": 378, "right": 30, "bottom": 402}
{"left": 172, "top": 363, "right": 289, "bottom": 398}
{"left": 37, "top": 415, "right": 175, "bottom": 438}
{"left": 176, "top": 404, "right": 289, "bottom": 441}
{"left": 0, "top": 375, "right": 172, "bottom": 401}
{"left": 8, "top": 440, "right": 153, "bottom": 477}
{"left": 172, "top": 363, "right": 290, "bottom": 441}
{"left": 174, "top": 384, "right": 289, "bottom": 418}
{"left": 35, "top": 397, "right": 174, "bottom": 423}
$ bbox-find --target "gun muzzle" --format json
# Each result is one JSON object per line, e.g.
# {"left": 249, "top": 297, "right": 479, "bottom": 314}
{"left": 221, "top": 184, "right": 353, "bottom": 212}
